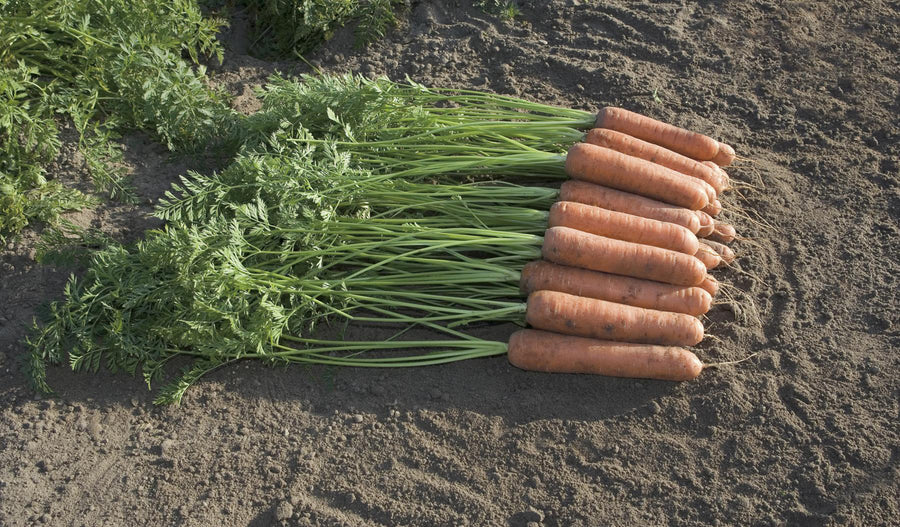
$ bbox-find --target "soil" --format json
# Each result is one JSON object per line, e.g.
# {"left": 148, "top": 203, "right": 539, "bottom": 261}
{"left": 1, "top": 1, "right": 898, "bottom": 525}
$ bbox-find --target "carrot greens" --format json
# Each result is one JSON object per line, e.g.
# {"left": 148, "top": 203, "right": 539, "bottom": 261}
{"left": 28, "top": 143, "right": 559, "bottom": 403}
{"left": 27, "top": 73, "right": 600, "bottom": 403}
{"left": 0, "top": 0, "right": 236, "bottom": 241}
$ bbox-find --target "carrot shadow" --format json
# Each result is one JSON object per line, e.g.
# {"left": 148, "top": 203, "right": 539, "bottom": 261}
{"left": 26, "top": 321, "right": 677, "bottom": 424}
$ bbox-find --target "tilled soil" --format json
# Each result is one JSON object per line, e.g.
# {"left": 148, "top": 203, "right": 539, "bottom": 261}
{"left": 0, "top": 1, "right": 897, "bottom": 525}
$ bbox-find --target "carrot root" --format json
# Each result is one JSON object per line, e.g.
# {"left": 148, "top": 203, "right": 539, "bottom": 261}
{"left": 548, "top": 201, "right": 700, "bottom": 255}
{"left": 695, "top": 244, "right": 723, "bottom": 270}
{"left": 699, "top": 275, "right": 720, "bottom": 297}
{"left": 695, "top": 210, "right": 715, "bottom": 237}
{"left": 525, "top": 290, "right": 705, "bottom": 346}
{"left": 508, "top": 329, "right": 704, "bottom": 381}
{"left": 701, "top": 199, "right": 722, "bottom": 217}
{"left": 520, "top": 260, "right": 713, "bottom": 316}
{"left": 565, "top": 142, "right": 710, "bottom": 210}
{"left": 701, "top": 240, "right": 736, "bottom": 264}
{"left": 541, "top": 226, "right": 708, "bottom": 287}
{"left": 706, "top": 222, "right": 736, "bottom": 244}
{"left": 585, "top": 128, "right": 729, "bottom": 195}
{"left": 559, "top": 180, "right": 702, "bottom": 234}
{"left": 594, "top": 106, "right": 720, "bottom": 161}
{"left": 710, "top": 142, "right": 736, "bottom": 167}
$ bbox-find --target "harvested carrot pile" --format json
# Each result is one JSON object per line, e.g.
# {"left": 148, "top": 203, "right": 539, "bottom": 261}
{"left": 508, "top": 107, "right": 740, "bottom": 380}
{"left": 28, "top": 76, "right": 744, "bottom": 403}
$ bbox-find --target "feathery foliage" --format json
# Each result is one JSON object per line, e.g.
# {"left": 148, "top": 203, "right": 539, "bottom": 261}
{"left": 28, "top": 73, "right": 597, "bottom": 404}
{"left": 28, "top": 146, "right": 551, "bottom": 403}
{"left": 35, "top": 218, "right": 114, "bottom": 267}
{"left": 236, "top": 74, "right": 589, "bottom": 181}
{"left": 242, "top": 0, "right": 407, "bottom": 58}
{"left": 0, "top": 0, "right": 236, "bottom": 240}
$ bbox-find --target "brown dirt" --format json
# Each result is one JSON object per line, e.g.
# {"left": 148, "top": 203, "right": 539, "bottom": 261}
{"left": 1, "top": 1, "right": 898, "bottom": 525}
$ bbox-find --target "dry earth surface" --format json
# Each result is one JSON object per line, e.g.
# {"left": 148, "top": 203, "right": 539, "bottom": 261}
{"left": 1, "top": 1, "right": 898, "bottom": 525}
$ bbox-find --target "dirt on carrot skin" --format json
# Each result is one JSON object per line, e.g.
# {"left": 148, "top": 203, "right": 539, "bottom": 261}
{"left": 1, "top": 1, "right": 897, "bottom": 526}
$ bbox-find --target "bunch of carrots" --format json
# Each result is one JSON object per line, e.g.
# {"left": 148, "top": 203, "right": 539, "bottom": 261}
{"left": 507, "top": 107, "right": 739, "bottom": 381}
{"left": 28, "top": 75, "right": 748, "bottom": 403}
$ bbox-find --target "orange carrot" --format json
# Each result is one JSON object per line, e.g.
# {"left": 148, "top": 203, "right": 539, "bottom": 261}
{"left": 595, "top": 106, "right": 721, "bottom": 161}
{"left": 706, "top": 222, "right": 736, "bottom": 244}
{"left": 699, "top": 275, "right": 719, "bottom": 297}
{"left": 542, "top": 226, "right": 707, "bottom": 286}
{"left": 584, "top": 128, "right": 728, "bottom": 194}
{"left": 559, "top": 180, "right": 701, "bottom": 234}
{"left": 696, "top": 210, "right": 715, "bottom": 237}
{"left": 508, "top": 329, "right": 703, "bottom": 381}
{"left": 525, "top": 290, "right": 705, "bottom": 346}
{"left": 710, "top": 142, "right": 736, "bottom": 167}
{"left": 695, "top": 244, "right": 723, "bottom": 270}
{"left": 702, "top": 240, "right": 735, "bottom": 264}
{"left": 548, "top": 201, "right": 699, "bottom": 255}
{"left": 701, "top": 161, "right": 732, "bottom": 189}
{"left": 520, "top": 261, "right": 712, "bottom": 316}
{"left": 565, "top": 142, "right": 711, "bottom": 210}
{"left": 701, "top": 199, "right": 722, "bottom": 217}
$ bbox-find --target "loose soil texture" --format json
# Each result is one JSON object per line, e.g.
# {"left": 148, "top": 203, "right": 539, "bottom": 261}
{"left": 0, "top": 1, "right": 898, "bottom": 526}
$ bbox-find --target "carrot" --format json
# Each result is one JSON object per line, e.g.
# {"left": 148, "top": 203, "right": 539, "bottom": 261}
{"left": 559, "top": 180, "right": 701, "bottom": 234}
{"left": 701, "top": 239, "right": 735, "bottom": 264}
{"left": 710, "top": 142, "right": 736, "bottom": 167}
{"left": 699, "top": 275, "right": 719, "bottom": 297}
{"left": 542, "top": 226, "right": 707, "bottom": 286}
{"left": 548, "top": 201, "right": 699, "bottom": 255}
{"left": 695, "top": 210, "right": 715, "bottom": 237}
{"left": 707, "top": 222, "right": 736, "bottom": 244}
{"left": 525, "top": 290, "right": 705, "bottom": 346}
{"left": 508, "top": 329, "right": 703, "bottom": 381}
{"left": 520, "top": 261, "right": 712, "bottom": 316}
{"left": 595, "top": 106, "right": 721, "bottom": 161}
{"left": 701, "top": 161, "right": 732, "bottom": 189}
{"left": 695, "top": 244, "right": 723, "bottom": 270}
{"left": 584, "top": 128, "right": 728, "bottom": 194}
{"left": 565, "top": 142, "right": 711, "bottom": 210}
{"left": 701, "top": 199, "right": 722, "bottom": 217}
